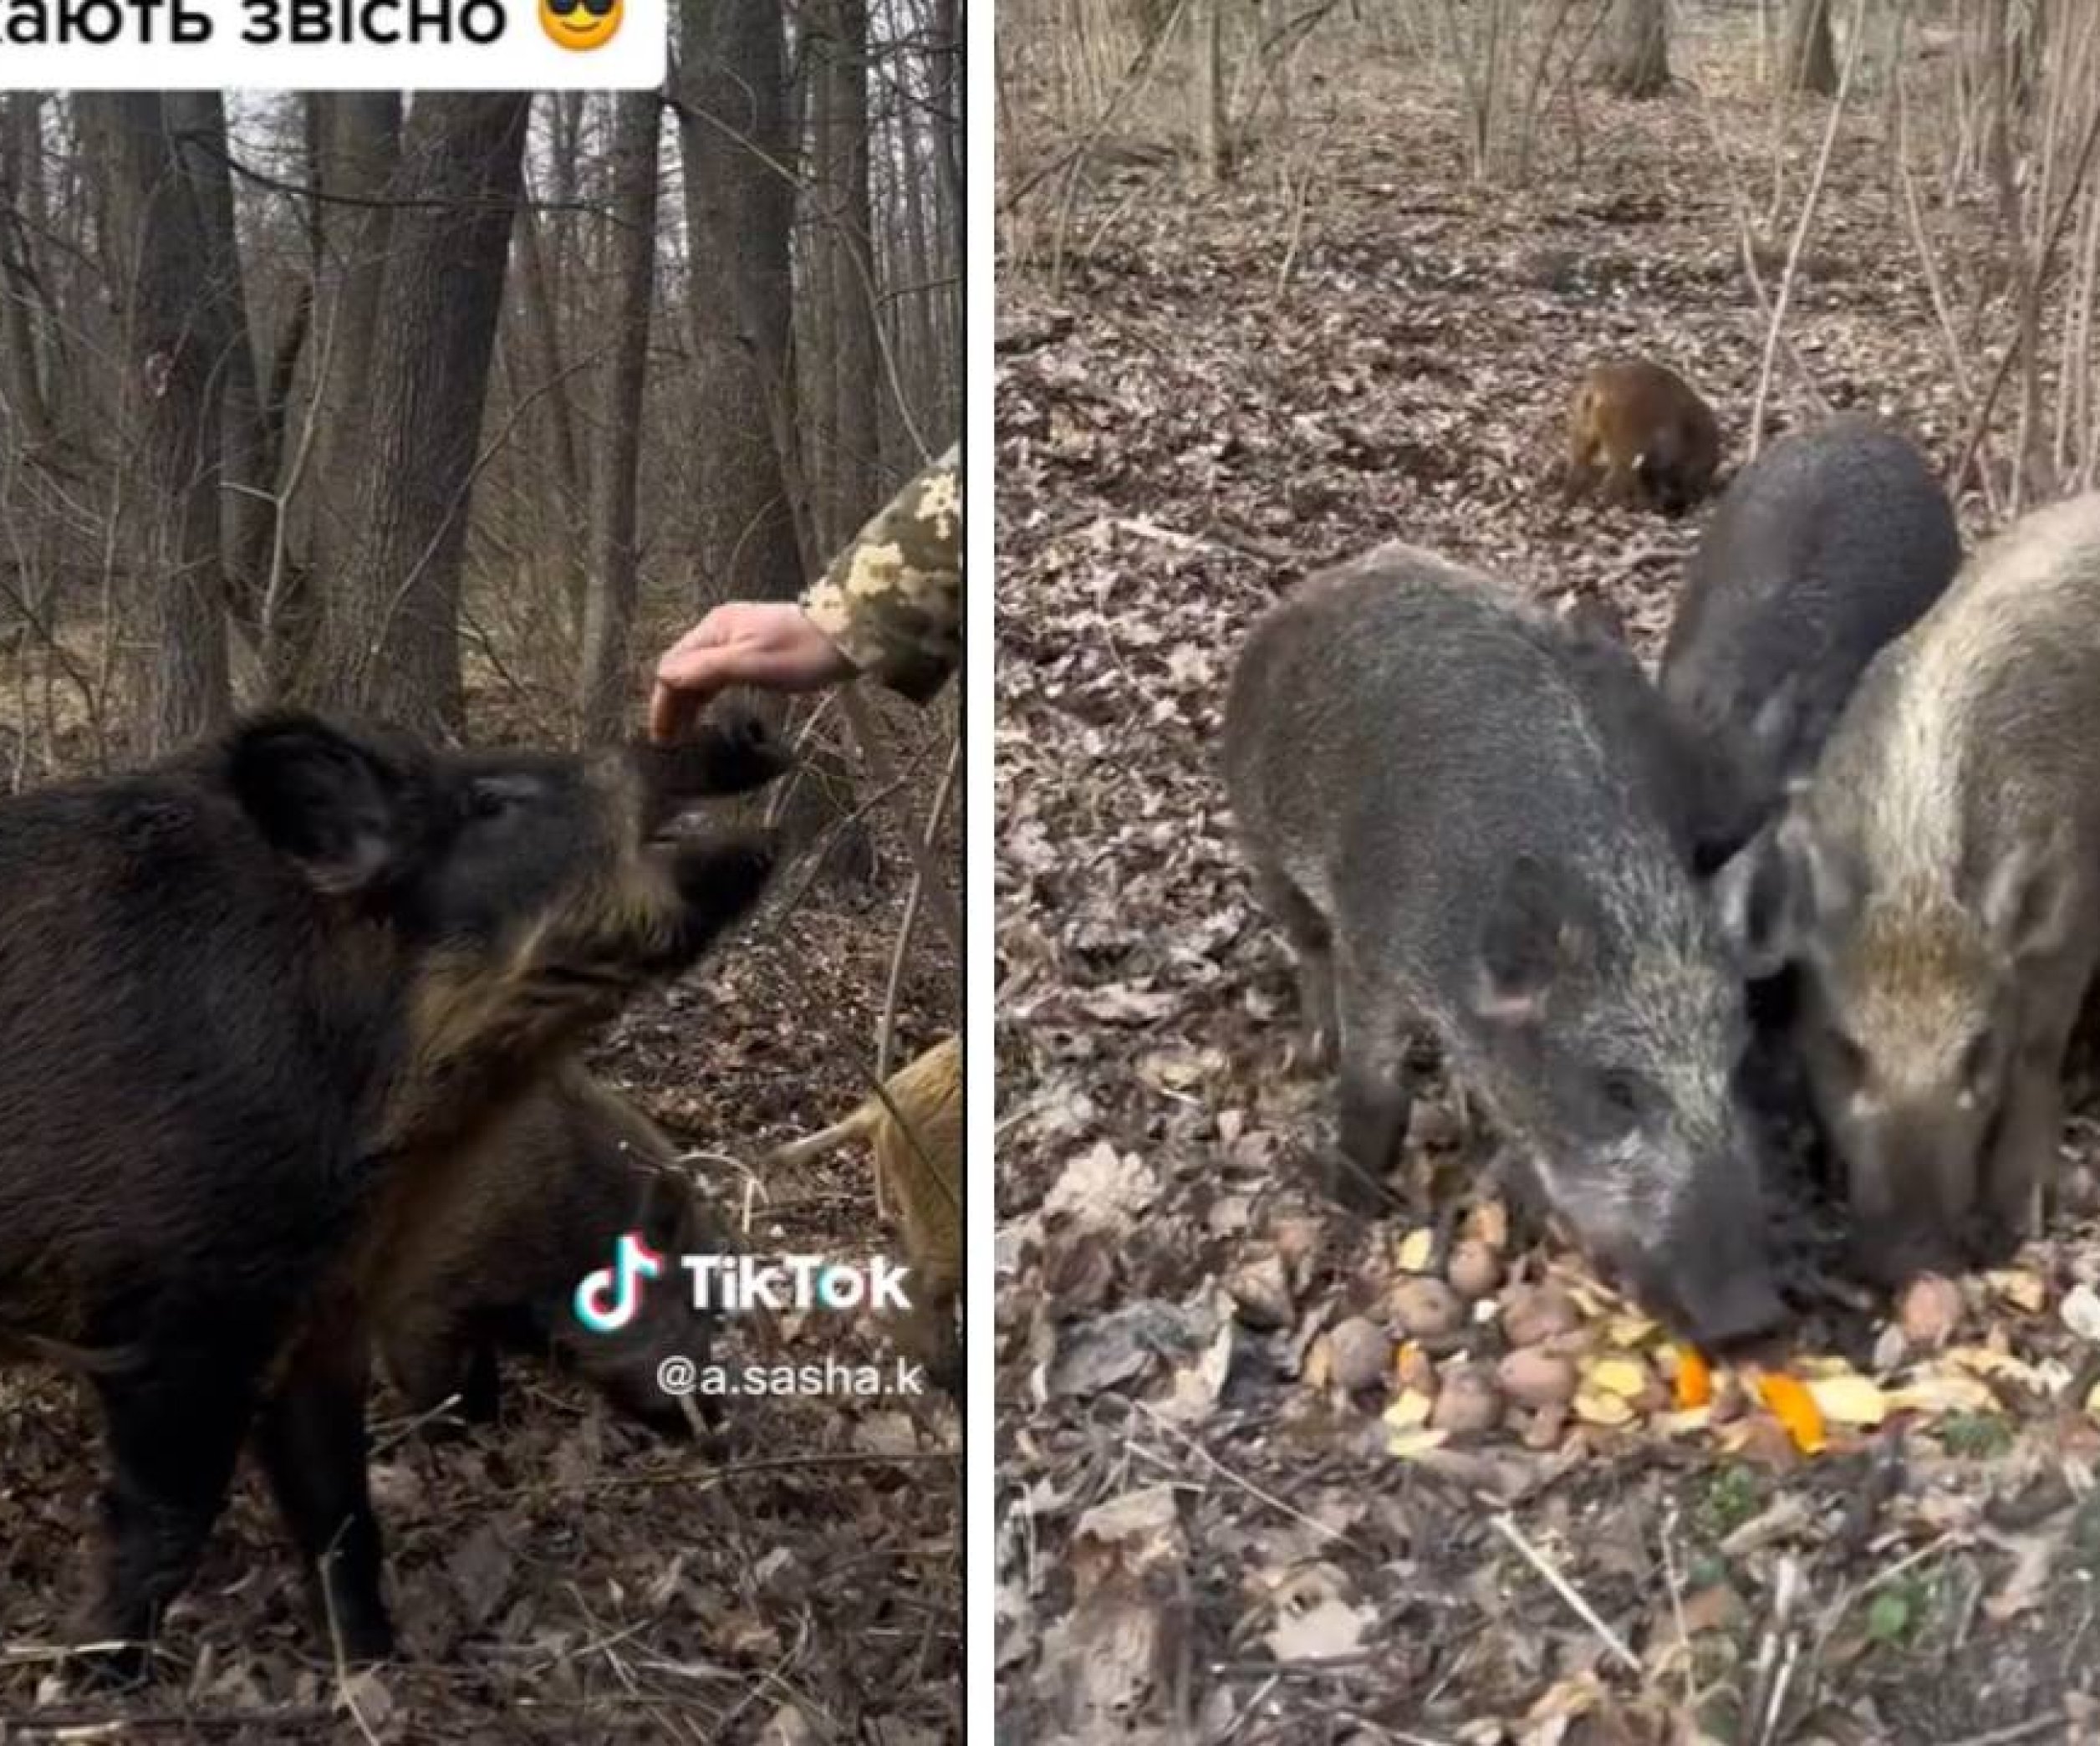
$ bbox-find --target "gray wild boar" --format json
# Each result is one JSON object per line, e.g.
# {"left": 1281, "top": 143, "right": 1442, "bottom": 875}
{"left": 1662, "top": 416, "right": 1960, "bottom": 868}
{"left": 1718, "top": 491, "right": 2100, "bottom": 1287}
{"left": 1224, "top": 545, "right": 1785, "bottom": 1350}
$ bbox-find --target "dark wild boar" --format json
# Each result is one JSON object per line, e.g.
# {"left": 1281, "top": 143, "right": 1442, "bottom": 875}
{"left": 0, "top": 711, "right": 782, "bottom": 1678}
{"left": 1719, "top": 492, "right": 2100, "bottom": 1287}
{"left": 766, "top": 1035, "right": 961, "bottom": 1399}
{"left": 1662, "top": 416, "right": 1960, "bottom": 867}
{"left": 1224, "top": 545, "right": 1784, "bottom": 1350}
{"left": 1552, "top": 595, "right": 1729, "bottom": 869}
{"left": 1558, "top": 358, "right": 1721, "bottom": 515}
{"left": 375, "top": 1068, "right": 724, "bottom": 1438}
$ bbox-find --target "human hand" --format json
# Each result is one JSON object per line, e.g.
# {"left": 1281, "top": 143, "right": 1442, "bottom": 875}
{"left": 648, "top": 602, "right": 856, "bottom": 743}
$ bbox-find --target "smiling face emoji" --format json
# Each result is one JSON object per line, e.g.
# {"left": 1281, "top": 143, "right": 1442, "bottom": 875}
{"left": 540, "top": 0, "right": 620, "bottom": 49}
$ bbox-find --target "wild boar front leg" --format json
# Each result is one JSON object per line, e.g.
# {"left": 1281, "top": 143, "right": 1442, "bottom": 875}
{"left": 1250, "top": 865, "right": 1338, "bottom": 1074}
{"left": 381, "top": 1305, "right": 502, "bottom": 1428}
{"left": 1328, "top": 962, "right": 1419, "bottom": 1216}
{"left": 256, "top": 1318, "right": 393, "bottom": 1662}
{"left": 1557, "top": 440, "right": 1598, "bottom": 507}
{"left": 883, "top": 1264, "right": 961, "bottom": 1404}
{"left": 1978, "top": 1032, "right": 2070, "bottom": 1263}
{"left": 84, "top": 1351, "right": 260, "bottom": 1684}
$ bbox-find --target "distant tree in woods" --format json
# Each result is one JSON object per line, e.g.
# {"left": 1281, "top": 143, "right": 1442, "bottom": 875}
{"left": 79, "top": 93, "right": 232, "bottom": 756}
{"left": 310, "top": 93, "right": 529, "bottom": 736}
{"left": 680, "top": 0, "right": 808, "bottom": 602}
{"left": 1598, "top": 0, "right": 1673, "bottom": 100}
{"left": 577, "top": 89, "right": 661, "bottom": 745}
{"left": 1783, "top": 0, "right": 1838, "bottom": 95}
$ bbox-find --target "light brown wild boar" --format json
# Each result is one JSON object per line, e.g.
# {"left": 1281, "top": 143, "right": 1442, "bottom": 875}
{"left": 372, "top": 1068, "right": 723, "bottom": 1438}
{"left": 1720, "top": 492, "right": 2100, "bottom": 1286}
{"left": 767, "top": 1036, "right": 961, "bottom": 1397}
{"left": 1559, "top": 358, "right": 1721, "bottom": 515}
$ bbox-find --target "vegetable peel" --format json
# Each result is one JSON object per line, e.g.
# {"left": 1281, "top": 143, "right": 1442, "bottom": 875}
{"left": 1755, "top": 1371, "right": 1828, "bottom": 1454}
{"left": 1673, "top": 1346, "right": 1713, "bottom": 1410}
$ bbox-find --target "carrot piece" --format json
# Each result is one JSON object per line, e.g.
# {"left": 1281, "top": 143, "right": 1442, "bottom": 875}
{"left": 1674, "top": 1345, "right": 1713, "bottom": 1411}
{"left": 1755, "top": 1370, "right": 1827, "bottom": 1455}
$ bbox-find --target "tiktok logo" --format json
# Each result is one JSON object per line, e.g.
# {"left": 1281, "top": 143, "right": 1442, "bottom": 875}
{"left": 573, "top": 1231, "right": 665, "bottom": 1334}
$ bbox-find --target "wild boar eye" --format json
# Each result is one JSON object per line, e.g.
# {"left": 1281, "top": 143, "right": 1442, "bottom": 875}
{"left": 1958, "top": 1030, "right": 1994, "bottom": 1090}
{"left": 466, "top": 778, "right": 538, "bottom": 821}
{"left": 1598, "top": 1070, "right": 1644, "bottom": 1119}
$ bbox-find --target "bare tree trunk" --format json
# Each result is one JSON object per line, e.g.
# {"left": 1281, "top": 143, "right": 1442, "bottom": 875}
{"left": 931, "top": 0, "right": 964, "bottom": 221}
{"left": 1783, "top": 0, "right": 1838, "bottom": 95}
{"left": 898, "top": 93, "right": 939, "bottom": 450}
{"left": 313, "top": 93, "right": 529, "bottom": 737}
{"left": 308, "top": 93, "right": 400, "bottom": 563}
{"left": 79, "top": 93, "right": 231, "bottom": 756}
{"left": 577, "top": 90, "right": 660, "bottom": 744}
{"left": 1196, "top": 0, "right": 1229, "bottom": 183}
{"left": 1598, "top": 0, "right": 1673, "bottom": 99}
{"left": 165, "top": 92, "right": 274, "bottom": 646}
{"left": 1265, "top": 0, "right": 1294, "bottom": 120}
{"left": 678, "top": 0, "right": 806, "bottom": 605}
{"left": 287, "top": 92, "right": 400, "bottom": 691}
{"left": 805, "top": 7, "right": 840, "bottom": 545}
{"left": 829, "top": 0, "right": 881, "bottom": 517}
{"left": 921, "top": 0, "right": 963, "bottom": 432}
{"left": 514, "top": 200, "right": 587, "bottom": 637}
{"left": 0, "top": 96, "right": 54, "bottom": 455}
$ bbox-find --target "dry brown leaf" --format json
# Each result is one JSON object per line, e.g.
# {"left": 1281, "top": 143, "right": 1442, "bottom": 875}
{"left": 1263, "top": 1565, "right": 1373, "bottom": 1663}
{"left": 1042, "top": 1141, "right": 1160, "bottom": 1231}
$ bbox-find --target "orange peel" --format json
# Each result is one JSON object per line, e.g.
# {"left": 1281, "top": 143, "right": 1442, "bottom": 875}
{"left": 1673, "top": 1345, "right": 1713, "bottom": 1411}
{"left": 1754, "top": 1370, "right": 1827, "bottom": 1455}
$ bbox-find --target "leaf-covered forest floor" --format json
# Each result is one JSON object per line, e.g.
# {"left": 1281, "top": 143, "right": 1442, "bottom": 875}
{"left": 0, "top": 695, "right": 961, "bottom": 1743}
{"left": 995, "top": 17, "right": 2100, "bottom": 1746}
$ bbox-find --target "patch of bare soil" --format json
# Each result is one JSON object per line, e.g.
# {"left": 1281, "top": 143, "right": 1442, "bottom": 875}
{"left": 0, "top": 784, "right": 961, "bottom": 1741}
{"left": 995, "top": 27, "right": 2100, "bottom": 1746}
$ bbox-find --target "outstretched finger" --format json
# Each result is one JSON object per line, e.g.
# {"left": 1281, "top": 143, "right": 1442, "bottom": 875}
{"left": 649, "top": 649, "right": 731, "bottom": 741}
{"left": 647, "top": 680, "right": 695, "bottom": 745}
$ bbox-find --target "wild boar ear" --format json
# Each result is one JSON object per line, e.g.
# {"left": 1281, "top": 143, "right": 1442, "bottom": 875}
{"left": 1561, "top": 595, "right": 1628, "bottom": 650}
{"left": 226, "top": 714, "right": 407, "bottom": 896}
{"left": 1714, "top": 815, "right": 1807, "bottom": 979}
{"left": 1745, "top": 676, "right": 1802, "bottom": 772}
{"left": 1474, "top": 855, "right": 1592, "bottom": 1025}
{"left": 1981, "top": 835, "right": 2074, "bottom": 965}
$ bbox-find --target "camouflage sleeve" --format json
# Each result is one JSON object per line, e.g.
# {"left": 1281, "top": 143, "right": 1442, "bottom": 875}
{"left": 799, "top": 444, "right": 961, "bottom": 705}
